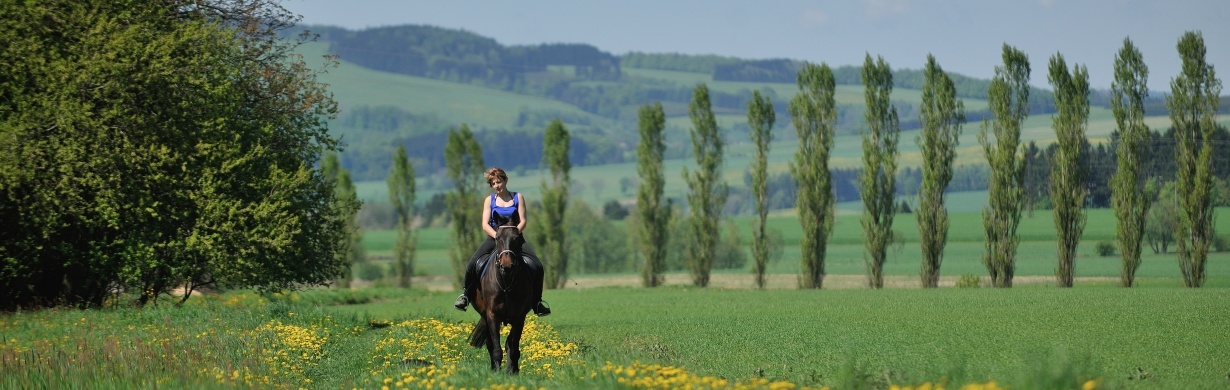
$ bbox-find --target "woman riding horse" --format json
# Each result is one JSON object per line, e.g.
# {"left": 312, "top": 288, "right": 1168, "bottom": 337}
{"left": 467, "top": 223, "right": 534, "bottom": 373}
{"left": 454, "top": 167, "right": 550, "bottom": 316}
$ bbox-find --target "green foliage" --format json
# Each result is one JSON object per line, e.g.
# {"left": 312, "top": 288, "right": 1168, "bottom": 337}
{"left": 0, "top": 0, "right": 352, "bottom": 309}
{"left": 621, "top": 52, "right": 742, "bottom": 73}
{"left": 565, "top": 199, "right": 632, "bottom": 274}
{"left": 748, "top": 91, "right": 775, "bottom": 289}
{"left": 790, "top": 63, "right": 838, "bottom": 289}
{"left": 978, "top": 45, "right": 1031, "bottom": 288}
{"left": 635, "top": 103, "right": 671, "bottom": 287}
{"left": 324, "top": 153, "right": 363, "bottom": 289}
{"left": 356, "top": 261, "right": 386, "bottom": 282}
{"left": 387, "top": 144, "right": 418, "bottom": 288}
{"left": 954, "top": 274, "right": 983, "bottom": 288}
{"left": 536, "top": 119, "right": 571, "bottom": 288}
{"left": 683, "top": 84, "right": 728, "bottom": 287}
{"left": 1095, "top": 241, "right": 1116, "bottom": 257}
{"left": 859, "top": 54, "right": 902, "bottom": 289}
{"left": 1111, "top": 38, "right": 1153, "bottom": 287}
{"left": 1147, "top": 182, "right": 1179, "bottom": 254}
{"left": 916, "top": 55, "right": 966, "bottom": 288}
{"left": 602, "top": 200, "right": 629, "bottom": 220}
{"left": 444, "top": 125, "right": 485, "bottom": 287}
{"left": 1047, "top": 53, "right": 1091, "bottom": 288}
{"left": 1168, "top": 31, "right": 1222, "bottom": 288}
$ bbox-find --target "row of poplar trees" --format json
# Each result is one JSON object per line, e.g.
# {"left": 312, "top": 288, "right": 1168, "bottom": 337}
{"left": 633, "top": 31, "right": 1220, "bottom": 289}
{"left": 436, "top": 32, "right": 1218, "bottom": 291}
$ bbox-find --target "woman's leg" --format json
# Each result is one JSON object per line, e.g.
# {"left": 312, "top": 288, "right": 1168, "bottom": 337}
{"left": 455, "top": 237, "right": 496, "bottom": 310}
{"left": 517, "top": 238, "right": 550, "bottom": 316}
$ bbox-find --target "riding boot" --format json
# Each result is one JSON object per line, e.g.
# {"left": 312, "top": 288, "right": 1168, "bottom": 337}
{"left": 532, "top": 271, "right": 551, "bottom": 317}
{"left": 454, "top": 259, "right": 480, "bottom": 311}
{"left": 453, "top": 289, "right": 469, "bottom": 311}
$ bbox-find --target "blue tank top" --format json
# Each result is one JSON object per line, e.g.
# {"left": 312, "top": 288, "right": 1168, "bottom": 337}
{"left": 488, "top": 192, "right": 520, "bottom": 229}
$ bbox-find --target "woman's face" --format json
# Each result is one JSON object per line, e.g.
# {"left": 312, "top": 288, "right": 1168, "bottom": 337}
{"left": 489, "top": 178, "right": 506, "bottom": 194}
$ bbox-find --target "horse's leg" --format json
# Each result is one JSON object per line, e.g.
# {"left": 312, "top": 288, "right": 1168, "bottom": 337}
{"left": 485, "top": 312, "right": 503, "bottom": 371}
{"left": 505, "top": 318, "right": 525, "bottom": 374}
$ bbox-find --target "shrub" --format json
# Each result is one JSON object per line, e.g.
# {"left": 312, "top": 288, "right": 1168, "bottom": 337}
{"left": 356, "top": 261, "right": 385, "bottom": 282}
{"left": 954, "top": 274, "right": 981, "bottom": 288}
{"left": 1095, "top": 241, "right": 1116, "bottom": 257}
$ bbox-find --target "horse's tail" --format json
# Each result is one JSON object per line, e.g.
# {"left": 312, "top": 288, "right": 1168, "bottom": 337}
{"left": 468, "top": 316, "right": 489, "bottom": 348}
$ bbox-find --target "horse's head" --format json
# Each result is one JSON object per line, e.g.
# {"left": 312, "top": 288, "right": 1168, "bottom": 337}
{"left": 494, "top": 225, "right": 522, "bottom": 270}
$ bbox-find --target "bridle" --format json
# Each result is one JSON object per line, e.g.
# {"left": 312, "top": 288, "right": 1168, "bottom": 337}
{"left": 494, "top": 226, "right": 520, "bottom": 293}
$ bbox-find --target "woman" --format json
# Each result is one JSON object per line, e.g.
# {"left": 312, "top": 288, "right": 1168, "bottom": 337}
{"left": 454, "top": 167, "right": 550, "bottom": 316}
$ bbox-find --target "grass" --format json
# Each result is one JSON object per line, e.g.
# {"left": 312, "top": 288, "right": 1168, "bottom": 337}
{"left": 3, "top": 283, "right": 1226, "bottom": 389}
{"left": 333, "top": 286, "right": 1230, "bottom": 389}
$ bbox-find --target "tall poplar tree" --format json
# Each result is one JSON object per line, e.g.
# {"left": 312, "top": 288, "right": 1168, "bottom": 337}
{"left": 636, "top": 103, "right": 671, "bottom": 287}
{"left": 683, "top": 84, "right": 727, "bottom": 287}
{"left": 1168, "top": 31, "right": 1221, "bottom": 288}
{"left": 323, "top": 153, "right": 361, "bottom": 288}
{"left": 1047, "top": 53, "right": 1091, "bottom": 288}
{"left": 388, "top": 144, "right": 417, "bottom": 288}
{"left": 535, "top": 119, "right": 571, "bottom": 288}
{"left": 747, "top": 91, "right": 775, "bottom": 289}
{"left": 1110, "top": 37, "right": 1152, "bottom": 287}
{"left": 916, "top": 55, "right": 965, "bottom": 288}
{"left": 444, "top": 124, "right": 485, "bottom": 287}
{"left": 790, "top": 63, "right": 838, "bottom": 289}
{"left": 978, "top": 44, "right": 1031, "bottom": 288}
{"left": 859, "top": 54, "right": 901, "bottom": 289}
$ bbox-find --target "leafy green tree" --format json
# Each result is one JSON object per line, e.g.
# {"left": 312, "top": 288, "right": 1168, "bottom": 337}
{"left": 388, "top": 144, "right": 418, "bottom": 288}
{"left": 1111, "top": 37, "right": 1153, "bottom": 288}
{"left": 747, "top": 91, "right": 776, "bottom": 289}
{"left": 1168, "top": 31, "right": 1222, "bottom": 288}
{"left": 978, "top": 44, "right": 1031, "bottom": 288}
{"left": 790, "top": 63, "right": 838, "bottom": 289}
{"left": 323, "top": 153, "right": 364, "bottom": 289}
{"left": 683, "top": 84, "right": 728, "bottom": 287}
{"left": 0, "top": 0, "right": 352, "bottom": 309}
{"left": 1047, "top": 53, "right": 1091, "bottom": 288}
{"left": 635, "top": 103, "right": 671, "bottom": 287}
{"left": 916, "top": 55, "right": 966, "bottom": 288}
{"left": 859, "top": 54, "right": 901, "bottom": 289}
{"left": 533, "top": 119, "right": 571, "bottom": 288}
{"left": 445, "top": 124, "right": 486, "bottom": 287}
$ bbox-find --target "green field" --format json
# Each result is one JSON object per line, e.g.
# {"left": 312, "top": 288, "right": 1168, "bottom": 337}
{"left": 4, "top": 286, "right": 1225, "bottom": 389}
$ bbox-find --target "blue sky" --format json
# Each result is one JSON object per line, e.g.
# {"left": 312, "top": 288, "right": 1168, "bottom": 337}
{"left": 287, "top": 0, "right": 1227, "bottom": 92}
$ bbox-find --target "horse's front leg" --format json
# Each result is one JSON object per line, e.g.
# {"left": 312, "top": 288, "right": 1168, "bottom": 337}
{"left": 484, "top": 312, "right": 503, "bottom": 371}
{"left": 505, "top": 318, "right": 525, "bottom": 374}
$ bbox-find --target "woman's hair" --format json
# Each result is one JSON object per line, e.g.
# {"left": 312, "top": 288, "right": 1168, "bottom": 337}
{"left": 485, "top": 167, "right": 508, "bottom": 186}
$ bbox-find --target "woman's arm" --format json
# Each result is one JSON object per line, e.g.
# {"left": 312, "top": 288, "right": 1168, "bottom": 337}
{"left": 480, "top": 196, "right": 497, "bottom": 238}
{"left": 516, "top": 192, "right": 528, "bottom": 233}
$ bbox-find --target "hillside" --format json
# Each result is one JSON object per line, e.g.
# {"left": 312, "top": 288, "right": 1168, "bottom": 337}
{"left": 292, "top": 24, "right": 1227, "bottom": 212}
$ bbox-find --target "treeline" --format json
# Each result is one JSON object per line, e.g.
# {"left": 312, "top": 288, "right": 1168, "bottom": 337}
{"left": 324, "top": 25, "right": 619, "bottom": 88}
{"left": 1022, "top": 127, "right": 1230, "bottom": 210}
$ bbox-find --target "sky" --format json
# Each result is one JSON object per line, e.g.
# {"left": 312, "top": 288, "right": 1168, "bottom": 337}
{"left": 287, "top": 0, "right": 1228, "bottom": 92}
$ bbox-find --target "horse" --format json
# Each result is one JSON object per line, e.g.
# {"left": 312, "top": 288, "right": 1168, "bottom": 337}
{"left": 466, "top": 224, "right": 534, "bottom": 373}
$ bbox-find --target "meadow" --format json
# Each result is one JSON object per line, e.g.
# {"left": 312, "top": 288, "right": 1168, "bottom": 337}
{"left": 3, "top": 284, "right": 1226, "bottom": 389}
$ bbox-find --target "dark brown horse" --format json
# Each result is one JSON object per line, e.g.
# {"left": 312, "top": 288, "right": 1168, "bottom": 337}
{"left": 467, "top": 224, "right": 534, "bottom": 373}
